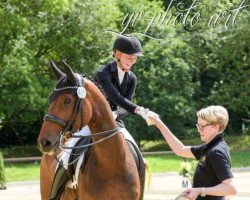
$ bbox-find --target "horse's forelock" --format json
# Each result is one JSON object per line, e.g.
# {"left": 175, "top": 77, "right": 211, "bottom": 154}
{"left": 48, "top": 75, "right": 78, "bottom": 104}
{"left": 48, "top": 73, "right": 106, "bottom": 104}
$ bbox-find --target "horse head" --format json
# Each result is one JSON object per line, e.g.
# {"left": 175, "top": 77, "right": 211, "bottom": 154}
{"left": 37, "top": 60, "right": 94, "bottom": 154}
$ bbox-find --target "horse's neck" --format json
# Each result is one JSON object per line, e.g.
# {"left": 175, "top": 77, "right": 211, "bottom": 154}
{"left": 88, "top": 105, "right": 125, "bottom": 157}
{"left": 87, "top": 85, "right": 127, "bottom": 170}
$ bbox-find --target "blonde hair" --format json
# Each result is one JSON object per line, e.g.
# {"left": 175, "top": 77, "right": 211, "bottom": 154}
{"left": 196, "top": 105, "right": 229, "bottom": 132}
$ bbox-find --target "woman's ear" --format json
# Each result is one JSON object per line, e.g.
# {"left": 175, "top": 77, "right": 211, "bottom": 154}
{"left": 113, "top": 50, "right": 122, "bottom": 60}
{"left": 214, "top": 123, "right": 221, "bottom": 132}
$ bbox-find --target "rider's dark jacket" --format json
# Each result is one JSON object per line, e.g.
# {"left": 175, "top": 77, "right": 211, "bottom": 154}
{"left": 94, "top": 60, "right": 138, "bottom": 128}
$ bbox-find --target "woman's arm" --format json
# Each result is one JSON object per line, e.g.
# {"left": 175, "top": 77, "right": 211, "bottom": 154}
{"left": 182, "top": 178, "right": 237, "bottom": 200}
{"left": 150, "top": 115, "right": 195, "bottom": 159}
{"left": 205, "top": 178, "right": 237, "bottom": 196}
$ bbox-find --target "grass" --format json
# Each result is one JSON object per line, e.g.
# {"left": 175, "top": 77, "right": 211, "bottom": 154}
{"left": 4, "top": 162, "right": 40, "bottom": 182}
{"left": 140, "top": 135, "right": 250, "bottom": 152}
{"left": 145, "top": 154, "right": 183, "bottom": 173}
{"left": 231, "top": 150, "right": 250, "bottom": 168}
{"left": 3, "top": 150, "right": 250, "bottom": 182}
{"left": 1, "top": 135, "right": 250, "bottom": 182}
{"left": 145, "top": 150, "right": 250, "bottom": 173}
{"left": 1, "top": 135, "right": 249, "bottom": 158}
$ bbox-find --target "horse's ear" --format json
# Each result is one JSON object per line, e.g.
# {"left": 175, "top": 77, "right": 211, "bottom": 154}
{"left": 62, "top": 60, "right": 77, "bottom": 85}
{"left": 50, "top": 61, "right": 64, "bottom": 80}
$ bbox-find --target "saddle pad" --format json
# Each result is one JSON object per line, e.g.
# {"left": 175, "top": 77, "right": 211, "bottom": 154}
{"left": 60, "top": 128, "right": 144, "bottom": 188}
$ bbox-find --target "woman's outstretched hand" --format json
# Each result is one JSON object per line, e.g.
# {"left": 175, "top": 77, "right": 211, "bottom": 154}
{"left": 136, "top": 107, "right": 160, "bottom": 126}
{"left": 148, "top": 112, "right": 163, "bottom": 128}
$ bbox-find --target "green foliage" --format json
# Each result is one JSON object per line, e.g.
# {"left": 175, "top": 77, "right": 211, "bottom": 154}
{"left": 0, "top": 0, "right": 120, "bottom": 145}
{"left": 185, "top": 1, "right": 250, "bottom": 135}
{"left": 179, "top": 159, "right": 197, "bottom": 182}
{"left": 0, "top": 152, "right": 6, "bottom": 189}
{"left": 0, "top": 0, "right": 249, "bottom": 146}
{"left": 133, "top": 37, "right": 197, "bottom": 140}
{"left": 0, "top": 145, "right": 41, "bottom": 158}
{"left": 225, "top": 135, "right": 250, "bottom": 150}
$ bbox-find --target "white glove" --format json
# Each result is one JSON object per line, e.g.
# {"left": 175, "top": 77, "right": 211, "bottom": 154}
{"left": 136, "top": 107, "right": 157, "bottom": 126}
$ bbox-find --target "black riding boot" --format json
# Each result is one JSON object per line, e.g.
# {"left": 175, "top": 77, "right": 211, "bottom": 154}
{"left": 49, "top": 163, "right": 69, "bottom": 200}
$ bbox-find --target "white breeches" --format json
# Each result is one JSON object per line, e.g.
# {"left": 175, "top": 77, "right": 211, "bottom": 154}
{"left": 59, "top": 125, "right": 138, "bottom": 170}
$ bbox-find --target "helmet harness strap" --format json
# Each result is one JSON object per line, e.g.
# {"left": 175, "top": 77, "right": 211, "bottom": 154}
{"left": 113, "top": 50, "right": 130, "bottom": 72}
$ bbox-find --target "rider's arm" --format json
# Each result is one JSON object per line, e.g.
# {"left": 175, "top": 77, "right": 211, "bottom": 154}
{"left": 94, "top": 66, "right": 138, "bottom": 114}
{"left": 115, "top": 72, "right": 137, "bottom": 119}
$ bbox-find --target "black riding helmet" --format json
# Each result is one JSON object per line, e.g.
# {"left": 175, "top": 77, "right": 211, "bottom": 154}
{"left": 113, "top": 35, "right": 143, "bottom": 56}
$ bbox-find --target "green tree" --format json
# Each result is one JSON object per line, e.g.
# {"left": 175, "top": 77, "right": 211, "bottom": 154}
{"left": 1, "top": 0, "right": 249, "bottom": 147}
{"left": 113, "top": 0, "right": 197, "bottom": 141}
{"left": 0, "top": 0, "right": 120, "bottom": 145}
{"left": 207, "top": 12, "right": 250, "bottom": 134}
{"left": 169, "top": 0, "right": 250, "bottom": 135}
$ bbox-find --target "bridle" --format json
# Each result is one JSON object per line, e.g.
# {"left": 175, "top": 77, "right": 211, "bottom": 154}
{"left": 43, "top": 74, "right": 120, "bottom": 149}
{"left": 44, "top": 74, "right": 85, "bottom": 135}
{"left": 42, "top": 65, "right": 120, "bottom": 200}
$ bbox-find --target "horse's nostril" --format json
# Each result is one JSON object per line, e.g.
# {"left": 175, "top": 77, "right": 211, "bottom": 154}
{"left": 38, "top": 135, "right": 59, "bottom": 154}
{"left": 42, "top": 139, "right": 51, "bottom": 148}
{"left": 37, "top": 138, "right": 52, "bottom": 152}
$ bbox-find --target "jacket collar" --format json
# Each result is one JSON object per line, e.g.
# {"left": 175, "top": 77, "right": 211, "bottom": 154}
{"left": 109, "top": 60, "right": 131, "bottom": 91}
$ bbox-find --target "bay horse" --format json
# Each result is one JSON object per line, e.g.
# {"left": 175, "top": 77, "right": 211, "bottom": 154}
{"left": 37, "top": 61, "right": 144, "bottom": 200}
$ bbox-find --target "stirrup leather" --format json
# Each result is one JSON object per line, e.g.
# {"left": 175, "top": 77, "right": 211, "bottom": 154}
{"left": 49, "top": 164, "right": 69, "bottom": 200}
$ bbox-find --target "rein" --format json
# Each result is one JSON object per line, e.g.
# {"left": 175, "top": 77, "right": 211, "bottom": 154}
{"left": 42, "top": 63, "right": 123, "bottom": 200}
{"left": 60, "top": 127, "right": 120, "bottom": 150}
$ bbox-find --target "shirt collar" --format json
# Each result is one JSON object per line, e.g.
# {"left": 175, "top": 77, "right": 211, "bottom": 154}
{"left": 110, "top": 60, "right": 129, "bottom": 76}
{"left": 205, "top": 133, "right": 224, "bottom": 150}
{"left": 117, "top": 64, "right": 125, "bottom": 75}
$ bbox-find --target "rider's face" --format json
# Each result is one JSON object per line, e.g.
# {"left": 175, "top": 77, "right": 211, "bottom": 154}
{"left": 119, "top": 53, "right": 137, "bottom": 71}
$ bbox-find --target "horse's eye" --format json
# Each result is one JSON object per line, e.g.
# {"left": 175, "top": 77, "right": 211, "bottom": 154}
{"left": 64, "top": 98, "right": 71, "bottom": 105}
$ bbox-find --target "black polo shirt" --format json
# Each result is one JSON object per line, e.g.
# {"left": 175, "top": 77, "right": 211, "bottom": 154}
{"left": 191, "top": 134, "right": 233, "bottom": 200}
{"left": 94, "top": 61, "right": 138, "bottom": 127}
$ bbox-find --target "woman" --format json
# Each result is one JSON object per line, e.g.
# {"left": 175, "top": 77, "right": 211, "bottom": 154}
{"left": 150, "top": 105, "right": 237, "bottom": 200}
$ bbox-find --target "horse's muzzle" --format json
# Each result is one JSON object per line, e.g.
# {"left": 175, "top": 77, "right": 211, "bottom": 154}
{"left": 37, "top": 137, "right": 59, "bottom": 155}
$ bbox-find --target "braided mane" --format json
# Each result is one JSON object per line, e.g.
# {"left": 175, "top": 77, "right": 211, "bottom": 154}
{"left": 82, "top": 73, "right": 106, "bottom": 98}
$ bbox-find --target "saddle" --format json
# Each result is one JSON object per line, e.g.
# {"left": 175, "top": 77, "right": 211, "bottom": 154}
{"left": 50, "top": 136, "right": 146, "bottom": 200}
